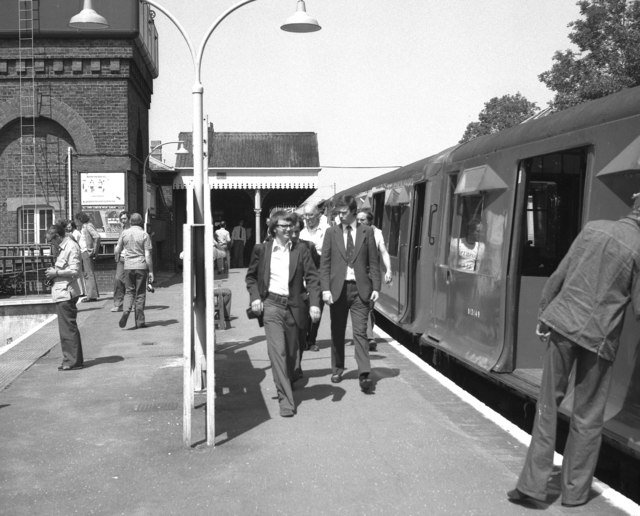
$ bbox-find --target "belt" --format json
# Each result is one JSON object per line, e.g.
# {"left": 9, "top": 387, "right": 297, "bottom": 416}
{"left": 266, "top": 292, "right": 288, "bottom": 306}
{"left": 345, "top": 280, "right": 356, "bottom": 284}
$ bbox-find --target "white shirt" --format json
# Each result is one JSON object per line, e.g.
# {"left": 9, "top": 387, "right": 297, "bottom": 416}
{"left": 300, "top": 222, "right": 328, "bottom": 255}
{"left": 232, "top": 225, "right": 246, "bottom": 242}
{"left": 269, "top": 240, "right": 291, "bottom": 296}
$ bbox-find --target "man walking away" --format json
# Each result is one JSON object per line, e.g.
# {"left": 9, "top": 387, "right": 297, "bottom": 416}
{"left": 115, "top": 213, "right": 154, "bottom": 329}
{"left": 111, "top": 211, "right": 130, "bottom": 312}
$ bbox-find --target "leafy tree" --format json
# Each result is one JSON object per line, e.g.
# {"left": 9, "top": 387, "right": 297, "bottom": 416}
{"left": 539, "top": 0, "right": 640, "bottom": 110}
{"left": 459, "top": 93, "right": 539, "bottom": 143}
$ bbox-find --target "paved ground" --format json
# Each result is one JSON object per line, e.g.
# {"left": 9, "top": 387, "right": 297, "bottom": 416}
{"left": 0, "top": 268, "right": 637, "bottom": 515}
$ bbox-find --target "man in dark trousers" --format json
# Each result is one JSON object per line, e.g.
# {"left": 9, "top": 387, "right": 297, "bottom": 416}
{"left": 508, "top": 193, "right": 640, "bottom": 508}
{"left": 45, "top": 223, "right": 84, "bottom": 371}
{"left": 246, "top": 210, "right": 321, "bottom": 417}
{"left": 320, "top": 195, "right": 381, "bottom": 392}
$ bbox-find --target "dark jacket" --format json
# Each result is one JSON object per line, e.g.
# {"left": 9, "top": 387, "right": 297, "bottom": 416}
{"left": 246, "top": 239, "right": 321, "bottom": 329}
{"left": 320, "top": 222, "right": 381, "bottom": 301}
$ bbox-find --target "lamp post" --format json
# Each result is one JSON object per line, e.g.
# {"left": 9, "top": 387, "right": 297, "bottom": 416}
{"left": 141, "top": 140, "right": 188, "bottom": 228}
{"left": 69, "top": 0, "right": 321, "bottom": 446}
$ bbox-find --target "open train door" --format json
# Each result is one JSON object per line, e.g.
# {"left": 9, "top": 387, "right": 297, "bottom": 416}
{"left": 506, "top": 148, "right": 586, "bottom": 382}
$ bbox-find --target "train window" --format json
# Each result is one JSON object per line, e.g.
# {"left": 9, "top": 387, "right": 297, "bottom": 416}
{"left": 385, "top": 205, "right": 403, "bottom": 256}
{"left": 447, "top": 193, "right": 485, "bottom": 272}
{"left": 372, "top": 192, "right": 385, "bottom": 230}
{"left": 520, "top": 148, "right": 586, "bottom": 276}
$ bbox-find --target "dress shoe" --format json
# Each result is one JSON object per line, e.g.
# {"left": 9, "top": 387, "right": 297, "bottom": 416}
{"left": 330, "top": 372, "right": 342, "bottom": 384}
{"left": 58, "top": 364, "right": 83, "bottom": 371}
{"left": 506, "top": 489, "right": 544, "bottom": 507}
{"left": 359, "top": 373, "right": 373, "bottom": 392}
{"left": 110, "top": 306, "right": 123, "bottom": 312}
{"left": 279, "top": 407, "right": 295, "bottom": 418}
{"left": 310, "top": 344, "right": 319, "bottom": 352}
{"left": 368, "top": 339, "right": 377, "bottom": 352}
{"left": 119, "top": 311, "right": 130, "bottom": 328}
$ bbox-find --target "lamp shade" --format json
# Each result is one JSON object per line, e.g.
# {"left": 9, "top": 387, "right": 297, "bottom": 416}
{"left": 69, "top": 0, "right": 109, "bottom": 29}
{"left": 281, "top": 1, "right": 321, "bottom": 33}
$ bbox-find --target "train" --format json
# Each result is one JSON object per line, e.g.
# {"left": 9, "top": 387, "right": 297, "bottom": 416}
{"left": 320, "top": 85, "right": 640, "bottom": 459}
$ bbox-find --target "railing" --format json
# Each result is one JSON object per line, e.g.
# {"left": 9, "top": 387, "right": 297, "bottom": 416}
{"left": 0, "top": 244, "right": 55, "bottom": 297}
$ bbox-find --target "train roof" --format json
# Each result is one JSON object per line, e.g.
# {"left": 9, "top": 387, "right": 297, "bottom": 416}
{"left": 321, "top": 85, "right": 640, "bottom": 205}
{"left": 452, "top": 84, "right": 640, "bottom": 161}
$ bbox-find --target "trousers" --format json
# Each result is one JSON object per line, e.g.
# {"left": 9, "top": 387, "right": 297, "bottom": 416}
{"left": 123, "top": 269, "right": 148, "bottom": 327}
{"left": 56, "top": 296, "right": 83, "bottom": 367}
{"left": 113, "top": 260, "right": 125, "bottom": 308}
{"left": 516, "top": 331, "right": 613, "bottom": 505}
{"left": 329, "top": 282, "right": 370, "bottom": 376}
{"left": 263, "top": 298, "right": 299, "bottom": 412}
{"left": 81, "top": 251, "right": 99, "bottom": 299}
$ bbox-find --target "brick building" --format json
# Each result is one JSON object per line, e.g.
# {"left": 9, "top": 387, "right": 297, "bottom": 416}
{"left": 0, "top": 1, "right": 158, "bottom": 292}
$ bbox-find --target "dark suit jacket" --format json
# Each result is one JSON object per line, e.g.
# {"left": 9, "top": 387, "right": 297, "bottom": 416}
{"left": 246, "top": 240, "right": 321, "bottom": 329}
{"left": 320, "top": 223, "right": 381, "bottom": 301}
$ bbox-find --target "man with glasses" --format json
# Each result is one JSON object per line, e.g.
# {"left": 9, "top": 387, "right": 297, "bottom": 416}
{"left": 320, "top": 195, "right": 381, "bottom": 392}
{"left": 300, "top": 202, "right": 329, "bottom": 352}
{"left": 111, "top": 211, "right": 130, "bottom": 312}
{"left": 246, "top": 210, "right": 321, "bottom": 417}
{"left": 45, "top": 222, "right": 84, "bottom": 371}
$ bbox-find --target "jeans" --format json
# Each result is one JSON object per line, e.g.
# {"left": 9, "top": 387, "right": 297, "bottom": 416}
{"left": 123, "top": 269, "right": 148, "bottom": 327}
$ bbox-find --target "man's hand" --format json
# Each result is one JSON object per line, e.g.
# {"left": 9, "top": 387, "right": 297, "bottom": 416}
{"left": 384, "top": 271, "right": 392, "bottom": 284}
{"left": 322, "top": 291, "right": 333, "bottom": 305}
{"left": 148, "top": 272, "right": 154, "bottom": 284}
{"left": 536, "top": 322, "right": 550, "bottom": 342}
{"left": 370, "top": 290, "right": 379, "bottom": 303}
{"left": 251, "top": 299, "right": 263, "bottom": 314}
{"left": 45, "top": 267, "right": 57, "bottom": 280}
{"left": 309, "top": 306, "right": 321, "bottom": 323}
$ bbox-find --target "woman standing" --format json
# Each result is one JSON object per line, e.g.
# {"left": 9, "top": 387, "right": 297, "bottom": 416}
{"left": 75, "top": 212, "right": 101, "bottom": 302}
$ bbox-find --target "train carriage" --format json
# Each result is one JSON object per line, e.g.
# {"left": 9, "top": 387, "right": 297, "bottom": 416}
{"left": 322, "top": 85, "right": 640, "bottom": 458}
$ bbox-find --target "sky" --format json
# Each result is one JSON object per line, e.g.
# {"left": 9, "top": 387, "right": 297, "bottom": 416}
{"left": 148, "top": 0, "right": 581, "bottom": 178}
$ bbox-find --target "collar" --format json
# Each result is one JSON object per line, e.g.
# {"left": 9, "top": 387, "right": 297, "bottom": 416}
{"left": 58, "top": 236, "right": 72, "bottom": 249}
{"left": 342, "top": 221, "right": 357, "bottom": 231}
{"left": 272, "top": 239, "right": 292, "bottom": 252}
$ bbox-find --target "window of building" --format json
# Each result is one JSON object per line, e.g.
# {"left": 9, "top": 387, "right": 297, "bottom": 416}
{"left": 18, "top": 207, "right": 54, "bottom": 244}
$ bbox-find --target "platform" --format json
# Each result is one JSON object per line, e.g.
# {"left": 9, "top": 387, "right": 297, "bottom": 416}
{"left": 0, "top": 268, "right": 637, "bottom": 515}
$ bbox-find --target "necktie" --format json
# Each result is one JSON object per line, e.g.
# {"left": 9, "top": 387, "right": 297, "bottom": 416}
{"left": 346, "top": 225, "right": 354, "bottom": 263}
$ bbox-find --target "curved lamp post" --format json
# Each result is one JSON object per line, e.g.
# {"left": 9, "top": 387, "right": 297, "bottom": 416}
{"left": 69, "top": 0, "right": 321, "bottom": 447}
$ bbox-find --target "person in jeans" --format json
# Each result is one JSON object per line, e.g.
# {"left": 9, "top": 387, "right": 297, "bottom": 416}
{"left": 508, "top": 193, "right": 640, "bottom": 508}
{"left": 115, "top": 213, "right": 154, "bottom": 329}
{"left": 45, "top": 223, "right": 84, "bottom": 371}
{"left": 111, "top": 211, "right": 130, "bottom": 312}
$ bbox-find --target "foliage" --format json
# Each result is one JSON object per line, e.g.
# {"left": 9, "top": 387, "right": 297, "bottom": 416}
{"left": 459, "top": 93, "right": 539, "bottom": 143}
{"left": 539, "top": 0, "right": 640, "bottom": 110}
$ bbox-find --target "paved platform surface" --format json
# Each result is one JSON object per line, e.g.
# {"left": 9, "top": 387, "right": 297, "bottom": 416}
{"left": 0, "top": 268, "right": 638, "bottom": 515}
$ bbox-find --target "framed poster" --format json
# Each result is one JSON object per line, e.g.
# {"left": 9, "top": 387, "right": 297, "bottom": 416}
{"left": 80, "top": 172, "right": 126, "bottom": 240}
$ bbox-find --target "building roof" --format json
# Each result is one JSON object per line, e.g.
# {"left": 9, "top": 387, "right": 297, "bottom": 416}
{"left": 175, "top": 131, "right": 320, "bottom": 168}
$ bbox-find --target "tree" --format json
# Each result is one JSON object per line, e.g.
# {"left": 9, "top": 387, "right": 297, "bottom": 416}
{"left": 459, "top": 93, "right": 539, "bottom": 143}
{"left": 539, "top": 0, "right": 640, "bottom": 110}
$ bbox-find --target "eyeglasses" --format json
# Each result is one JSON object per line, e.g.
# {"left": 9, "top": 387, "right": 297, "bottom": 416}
{"left": 276, "top": 223, "right": 292, "bottom": 229}
{"left": 336, "top": 210, "right": 350, "bottom": 215}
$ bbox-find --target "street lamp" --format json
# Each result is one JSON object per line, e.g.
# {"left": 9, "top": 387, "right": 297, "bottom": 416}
{"left": 142, "top": 140, "right": 188, "bottom": 230}
{"left": 68, "top": 0, "right": 109, "bottom": 29}
{"left": 69, "top": 0, "right": 321, "bottom": 447}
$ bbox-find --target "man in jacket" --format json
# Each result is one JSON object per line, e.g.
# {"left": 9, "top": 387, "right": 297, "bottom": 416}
{"left": 320, "top": 195, "right": 381, "bottom": 392}
{"left": 246, "top": 210, "right": 321, "bottom": 417}
{"left": 508, "top": 193, "right": 640, "bottom": 507}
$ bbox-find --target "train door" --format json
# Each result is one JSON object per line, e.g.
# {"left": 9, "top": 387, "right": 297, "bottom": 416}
{"left": 382, "top": 193, "right": 411, "bottom": 320}
{"left": 510, "top": 148, "right": 586, "bottom": 371}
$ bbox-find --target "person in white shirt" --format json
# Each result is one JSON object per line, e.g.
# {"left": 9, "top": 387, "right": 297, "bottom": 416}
{"left": 450, "top": 219, "right": 485, "bottom": 272}
{"left": 214, "top": 221, "right": 231, "bottom": 274}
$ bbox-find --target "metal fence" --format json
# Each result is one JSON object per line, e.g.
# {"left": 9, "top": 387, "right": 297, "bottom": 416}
{"left": 0, "top": 245, "right": 55, "bottom": 297}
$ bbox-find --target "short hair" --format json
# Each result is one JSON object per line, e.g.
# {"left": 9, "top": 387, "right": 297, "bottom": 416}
{"left": 334, "top": 195, "right": 357, "bottom": 214}
{"left": 129, "top": 213, "right": 144, "bottom": 227}
{"left": 268, "top": 210, "right": 293, "bottom": 236}
{"left": 119, "top": 210, "right": 130, "bottom": 219}
{"left": 76, "top": 212, "right": 90, "bottom": 224}
{"left": 48, "top": 223, "right": 65, "bottom": 238}
{"left": 289, "top": 212, "right": 305, "bottom": 231}
{"left": 357, "top": 208, "right": 374, "bottom": 224}
{"left": 303, "top": 203, "right": 320, "bottom": 217}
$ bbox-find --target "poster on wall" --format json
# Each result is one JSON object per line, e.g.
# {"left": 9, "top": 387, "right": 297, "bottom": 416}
{"left": 80, "top": 172, "right": 126, "bottom": 240}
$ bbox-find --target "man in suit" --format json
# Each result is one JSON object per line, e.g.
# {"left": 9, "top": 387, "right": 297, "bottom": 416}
{"left": 246, "top": 210, "right": 321, "bottom": 417}
{"left": 320, "top": 195, "right": 381, "bottom": 392}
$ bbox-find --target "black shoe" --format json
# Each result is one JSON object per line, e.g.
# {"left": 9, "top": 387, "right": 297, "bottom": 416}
{"left": 119, "top": 311, "right": 130, "bottom": 328}
{"left": 359, "top": 373, "right": 372, "bottom": 392}
{"left": 310, "top": 344, "right": 319, "bottom": 352}
{"left": 368, "top": 339, "right": 377, "bottom": 352}
{"left": 507, "top": 489, "right": 544, "bottom": 507}
{"left": 331, "top": 372, "right": 342, "bottom": 384}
